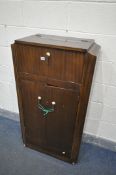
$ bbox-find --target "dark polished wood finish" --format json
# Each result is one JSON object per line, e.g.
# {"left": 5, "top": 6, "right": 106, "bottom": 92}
{"left": 11, "top": 34, "right": 100, "bottom": 163}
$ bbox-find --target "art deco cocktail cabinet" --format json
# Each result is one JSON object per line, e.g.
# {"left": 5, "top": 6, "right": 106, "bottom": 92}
{"left": 11, "top": 34, "right": 100, "bottom": 163}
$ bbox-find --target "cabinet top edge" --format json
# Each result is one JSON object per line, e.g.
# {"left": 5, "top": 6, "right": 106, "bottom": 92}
{"left": 14, "top": 34, "right": 97, "bottom": 53}
{"left": 88, "top": 42, "right": 101, "bottom": 57}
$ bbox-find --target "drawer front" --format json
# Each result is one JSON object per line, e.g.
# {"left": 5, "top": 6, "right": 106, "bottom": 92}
{"left": 48, "top": 49, "right": 84, "bottom": 83}
{"left": 19, "top": 79, "right": 79, "bottom": 159}
{"left": 14, "top": 44, "right": 85, "bottom": 84}
{"left": 14, "top": 44, "right": 48, "bottom": 76}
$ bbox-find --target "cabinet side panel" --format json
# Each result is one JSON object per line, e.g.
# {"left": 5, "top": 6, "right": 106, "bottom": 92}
{"left": 11, "top": 44, "right": 26, "bottom": 144}
{"left": 71, "top": 51, "right": 97, "bottom": 162}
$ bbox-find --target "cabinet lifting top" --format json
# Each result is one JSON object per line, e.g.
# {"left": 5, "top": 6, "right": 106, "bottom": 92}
{"left": 15, "top": 34, "right": 95, "bottom": 52}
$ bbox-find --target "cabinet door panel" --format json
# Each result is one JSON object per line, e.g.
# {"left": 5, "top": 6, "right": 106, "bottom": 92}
{"left": 20, "top": 80, "right": 47, "bottom": 147}
{"left": 19, "top": 79, "right": 79, "bottom": 158}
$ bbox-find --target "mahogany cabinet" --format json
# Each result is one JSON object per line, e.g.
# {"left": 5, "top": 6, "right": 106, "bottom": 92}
{"left": 11, "top": 34, "right": 100, "bottom": 163}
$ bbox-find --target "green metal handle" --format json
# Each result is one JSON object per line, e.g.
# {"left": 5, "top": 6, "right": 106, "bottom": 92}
{"left": 38, "top": 96, "right": 56, "bottom": 117}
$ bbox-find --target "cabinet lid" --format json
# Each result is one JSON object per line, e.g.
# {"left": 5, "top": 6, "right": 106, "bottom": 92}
{"left": 15, "top": 34, "right": 95, "bottom": 52}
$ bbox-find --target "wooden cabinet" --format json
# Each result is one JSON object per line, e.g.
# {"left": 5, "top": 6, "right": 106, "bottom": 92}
{"left": 11, "top": 34, "right": 100, "bottom": 163}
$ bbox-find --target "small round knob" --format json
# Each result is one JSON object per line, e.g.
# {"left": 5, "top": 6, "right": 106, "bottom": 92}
{"left": 38, "top": 96, "right": 42, "bottom": 100}
{"left": 62, "top": 151, "right": 65, "bottom": 155}
{"left": 52, "top": 101, "right": 56, "bottom": 105}
{"left": 46, "top": 52, "right": 51, "bottom": 57}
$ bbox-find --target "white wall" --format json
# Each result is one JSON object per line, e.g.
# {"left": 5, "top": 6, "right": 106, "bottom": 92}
{"left": 0, "top": 0, "right": 116, "bottom": 143}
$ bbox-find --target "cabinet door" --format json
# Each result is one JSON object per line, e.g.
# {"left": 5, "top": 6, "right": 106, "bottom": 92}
{"left": 19, "top": 79, "right": 79, "bottom": 159}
